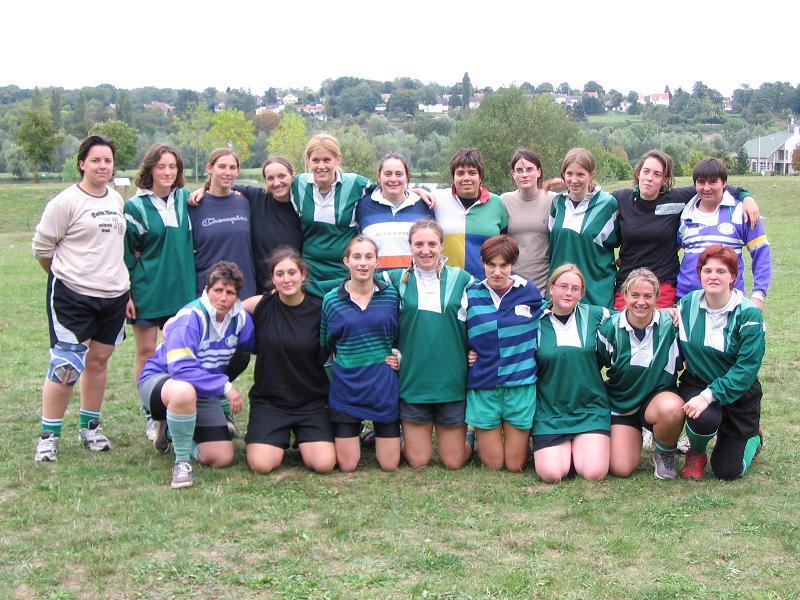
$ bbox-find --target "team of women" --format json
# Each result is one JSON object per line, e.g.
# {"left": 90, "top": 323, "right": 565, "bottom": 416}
{"left": 31, "top": 132, "right": 771, "bottom": 488}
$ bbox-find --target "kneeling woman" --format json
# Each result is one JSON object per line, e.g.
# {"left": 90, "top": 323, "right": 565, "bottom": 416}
{"left": 321, "top": 236, "right": 401, "bottom": 471}
{"left": 678, "top": 244, "right": 766, "bottom": 480}
{"left": 382, "top": 220, "right": 474, "bottom": 469}
{"left": 242, "top": 248, "right": 336, "bottom": 474}
{"left": 533, "top": 264, "right": 610, "bottom": 482}
{"left": 598, "top": 268, "right": 685, "bottom": 480}
{"left": 466, "top": 235, "right": 543, "bottom": 471}
{"left": 138, "top": 262, "right": 256, "bottom": 488}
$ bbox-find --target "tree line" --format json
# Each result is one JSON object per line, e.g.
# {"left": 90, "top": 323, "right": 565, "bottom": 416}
{"left": 2, "top": 76, "right": 796, "bottom": 185}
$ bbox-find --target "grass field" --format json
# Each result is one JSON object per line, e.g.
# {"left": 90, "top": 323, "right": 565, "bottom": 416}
{"left": 1, "top": 177, "right": 798, "bottom": 599}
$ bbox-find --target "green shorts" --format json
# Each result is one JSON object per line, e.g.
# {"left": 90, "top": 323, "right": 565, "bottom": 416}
{"left": 466, "top": 384, "right": 536, "bottom": 430}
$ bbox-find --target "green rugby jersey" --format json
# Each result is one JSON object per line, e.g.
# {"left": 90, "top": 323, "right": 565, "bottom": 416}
{"left": 677, "top": 290, "right": 765, "bottom": 405}
{"left": 534, "top": 303, "right": 610, "bottom": 435}
{"left": 383, "top": 265, "right": 473, "bottom": 404}
{"left": 598, "top": 310, "right": 679, "bottom": 414}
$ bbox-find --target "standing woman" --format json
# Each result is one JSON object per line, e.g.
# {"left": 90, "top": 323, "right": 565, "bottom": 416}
{"left": 321, "top": 236, "right": 401, "bottom": 472}
{"left": 235, "top": 156, "right": 302, "bottom": 293}
{"left": 677, "top": 158, "right": 771, "bottom": 308}
{"left": 189, "top": 148, "right": 257, "bottom": 299}
{"left": 32, "top": 135, "right": 129, "bottom": 461}
{"left": 357, "top": 152, "right": 434, "bottom": 271}
{"left": 466, "top": 235, "right": 543, "bottom": 472}
{"left": 677, "top": 245, "right": 766, "bottom": 480}
{"left": 533, "top": 264, "right": 610, "bottom": 483}
{"left": 548, "top": 148, "right": 619, "bottom": 308}
{"left": 291, "top": 134, "right": 372, "bottom": 297}
{"left": 242, "top": 247, "right": 336, "bottom": 474}
{"left": 500, "top": 148, "right": 556, "bottom": 291}
{"left": 597, "top": 268, "right": 685, "bottom": 480}
{"left": 433, "top": 148, "right": 509, "bottom": 279}
{"left": 612, "top": 150, "right": 758, "bottom": 309}
{"left": 382, "top": 220, "right": 474, "bottom": 469}
{"left": 124, "top": 144, "right": 195, "bottom": 404}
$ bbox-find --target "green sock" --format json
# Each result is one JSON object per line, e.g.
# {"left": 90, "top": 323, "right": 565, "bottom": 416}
{"left": 41, "top": 417, "right": 63, "bottom": 437}
{"left": 741, "top": 432, "right": 763, "bottom": 475}
{"left": 167, "top": 410, "right": 197, "bottom": 462}
{"left": 654, "top": 438, "right": 678, "bottom": 453}
{"left": 686, "top": 424, "right": 715, "bottom": 454}
{"left": 219, "top": 397, "right": 231, "bottom": 419}
{"left": 190, "top": 441, "right": 201, "bottom": 461}
{"left": 79, "top": 408, "right": 101, "bottom": 429}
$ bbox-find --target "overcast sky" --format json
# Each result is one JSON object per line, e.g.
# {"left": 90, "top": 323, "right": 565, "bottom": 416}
{"left": 6, "top": 0, "right": 797, "bottom": 96}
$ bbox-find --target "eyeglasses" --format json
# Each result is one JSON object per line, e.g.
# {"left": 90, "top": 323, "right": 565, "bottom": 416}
{"left": 513, "top": 167, "right": 538, "bottom": 175}
{"left": 552, "top": 283, "right": 581, "bottom": 294}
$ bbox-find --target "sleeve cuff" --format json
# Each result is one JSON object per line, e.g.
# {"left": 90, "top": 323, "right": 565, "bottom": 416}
{"left": 700, "top": 388, "right": 715, "bottom": 404}
{"left": 223, "top": 381, "right": 232, "bottom": 395}
{"left": 751, "top": 291, "right": 765, "bottom": 301}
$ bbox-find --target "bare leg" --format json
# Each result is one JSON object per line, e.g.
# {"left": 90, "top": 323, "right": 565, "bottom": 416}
{"left": 435, "top": 423, "right": 472, "bottom": 470}
{"left": 247, "top": 443, "right": 285, "bottom": 473}
{"left": 401, "top": 421, "right": 434, "bottom": 468}
{"left": 502, "top": 424, "right": 530, "bottom": 472}
{"left": 78, "top": 340, "right": 115, "bottom": 412}
{"left": 375, "top": 437, "right": 401, "bottom": 472}
{"left": 573, "top": 433, "right": 610, "bottom": 480}
{"left": 298, "top": 441, "right": 337, "bottom": 474}
{"left": 609, "top": 424, "right": 642, "bottom": 477}
{"left": 132, "top": 324, "right": 158, "bottom": 385}
{"left": 476, "top": 427, "right": 504, "bottom": 469}
{"left": 534, "top": 441, "right": 573, "bottom": 483}
{"left": 335, "top": 437, "right": 361, "bottom": 472}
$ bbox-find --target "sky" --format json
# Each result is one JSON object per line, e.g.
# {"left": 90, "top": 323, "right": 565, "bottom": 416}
{"left": 5, "top": 0, "right": 797, "bottom": 97}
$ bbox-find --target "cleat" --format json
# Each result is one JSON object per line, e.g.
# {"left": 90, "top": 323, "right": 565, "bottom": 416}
{"left": 682, "top": 449, "right": 707, "bottom": 480}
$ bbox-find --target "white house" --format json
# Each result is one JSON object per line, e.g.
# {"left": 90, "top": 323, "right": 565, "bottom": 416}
{"left": 743, "top": 123, "right": 800, "bottom": 175}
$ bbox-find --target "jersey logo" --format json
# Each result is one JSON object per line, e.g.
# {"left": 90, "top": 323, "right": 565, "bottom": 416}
{"left": 514, "top": 304, "right": 532, "bottom": 318}
{"left": 225, "top": 334, "right": 239, "bottom": 348}
{"left": 654, "top": 203, "right": 684, "bottom": 215}
{"left": 718, "top": 222, "right": 735, "bottom": 235}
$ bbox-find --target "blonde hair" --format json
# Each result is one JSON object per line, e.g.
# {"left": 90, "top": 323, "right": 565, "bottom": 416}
{"left": 560, "top": 148, "right": 596, "bottom": 189}
{"left": 343, "top": 235, "right": 379, "bottom": 259}
{"left": 548, "top": 263, "right": 586, "bottom": 293}
{"left": 304, "top": 133, "right": 342, "bottom": 171}
{"left": 621, "top": 268, "right": 659, "bottom": 297}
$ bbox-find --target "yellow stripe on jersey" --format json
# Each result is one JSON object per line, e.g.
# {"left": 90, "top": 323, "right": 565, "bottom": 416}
{"left": 747, "top": 235, "right": 769, "bottom": 250}
{"left": 167, "top": 348, "right": 195, "bottom": 363}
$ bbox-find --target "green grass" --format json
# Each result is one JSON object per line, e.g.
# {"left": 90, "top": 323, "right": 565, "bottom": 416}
{"left": 1, "top": 178, "right": 799, "bottom": 598}
{"left": 586, "top": 113, "right": 643, "bottom": 125}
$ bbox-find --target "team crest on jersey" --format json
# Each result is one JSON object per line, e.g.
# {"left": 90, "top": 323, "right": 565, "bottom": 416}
{"left": 225, "top": 334, "right": 239, "bottom": 348}
{"left": 515, "top": 304, "right": 532, "bottom": 318}
{"left": 718, "top": 222, "right": 735, "bottom": 235}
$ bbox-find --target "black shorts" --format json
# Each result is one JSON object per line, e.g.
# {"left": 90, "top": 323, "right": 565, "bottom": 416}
{"left": 137, "top": 373, "right": 232, "bottom": 443}
{"left": 678, "top": 372, "right": 762, "bottom": 439}
{"left": 400, "top": 399, "right": 466, "bottom": 427}
{"left": 610, "top": 387, "right": 678, "bottom": 431}
{"left": 329, "top": 409, "right": 400, "bottom": 439}
{"left": 47, "top": 275, "right": 127, "bottom": 346}
{"left": 245, "top": 401, "right": 334, "bottom": 447}
{"left": 533, "top": 429, "right": 610, "bottom": 452}
{"left": 128, "top": 315, "right": 172, "bottom": 328}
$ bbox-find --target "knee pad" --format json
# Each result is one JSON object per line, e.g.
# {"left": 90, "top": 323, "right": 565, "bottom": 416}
{"left": 47, "top": 342, "right": 88, "bottom": 385}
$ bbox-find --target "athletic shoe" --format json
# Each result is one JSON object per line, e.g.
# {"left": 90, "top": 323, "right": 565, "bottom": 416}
{"left": 34, "top": 431, "right": 59, "bottom": 462}
{"left": 78, "top": 419, "right": 111, "bottom": 452}
{"left": 652, "top": 451, "right": 677, "bottom": 480}
{"left": 641, "top": 428, "right": 654, "bottom": 449}
{"left": 145, "top": 418, "right": 158, "bottom": 442}
{"left": 171, "top": 460, "right": 193, "bottom": 489}
{"left": 226, "top": 415, "right": 236, "bottom": 438}
{"left": 676, "top": 433, "right": 690, "bottom": 454}
{"left": 682, "top": 449, "right": 707, "bottom": 480}
{"left": 153, "top": 420, "right": 171, "bottom": 454}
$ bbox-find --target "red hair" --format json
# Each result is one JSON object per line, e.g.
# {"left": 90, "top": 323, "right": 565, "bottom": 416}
{"left": 697, "top": 244, "right": 738, "bottom": 290}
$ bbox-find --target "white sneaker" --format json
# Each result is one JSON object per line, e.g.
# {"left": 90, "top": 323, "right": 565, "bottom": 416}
{"left": 145, "top": 418, "right": 158, "bottom": 442}
{"left": 78, "top": 419, "right": 112, "bottom": 451}
{"left": 35, "top": 431, "right": 59, "bottom": 462}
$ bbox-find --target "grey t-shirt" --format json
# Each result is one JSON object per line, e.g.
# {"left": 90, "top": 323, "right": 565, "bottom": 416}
{"left": 501, "top": 188, "right": 555, "bottom": 290}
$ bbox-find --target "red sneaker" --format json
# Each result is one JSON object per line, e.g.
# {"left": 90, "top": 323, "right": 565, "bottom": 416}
{"left": 682, "top": 449, "right": 707, "bottom": 480}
